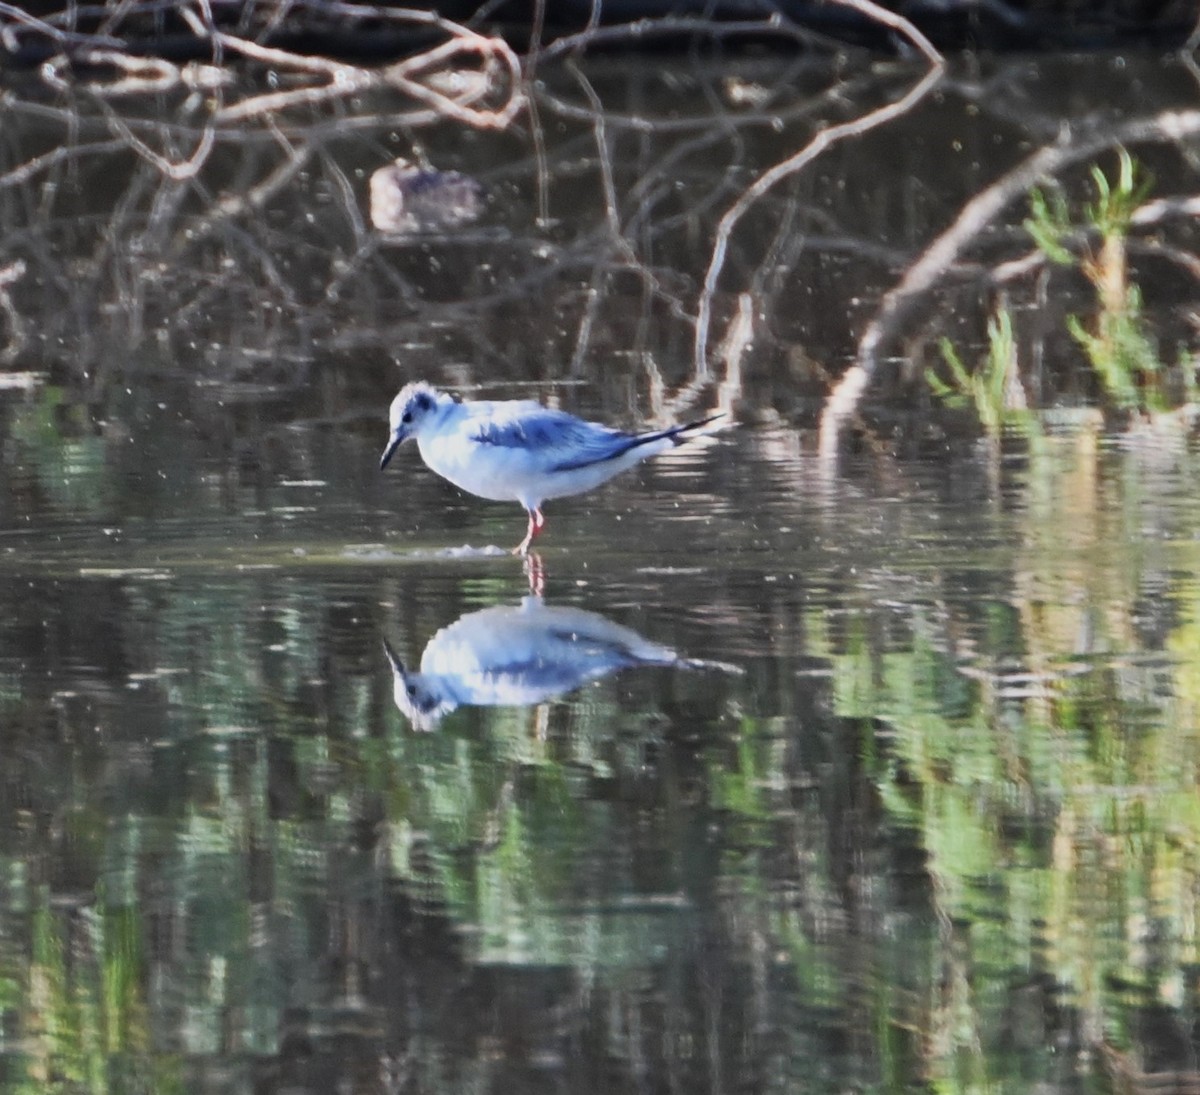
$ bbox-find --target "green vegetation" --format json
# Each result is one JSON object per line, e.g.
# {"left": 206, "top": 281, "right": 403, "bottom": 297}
{"left": 933, "top": 151, "right": 1178, "bottom": 425}
{"left": 819, "top": 430, "right": 1200, "bottom": 1087}
{"left": 927, "top": 308, "right": 1030, "bottom": 433}
{"left": 2, "top": 897, "right": 185, "bottom": 1094}
{"left": 1060, "top": 152, "right": 1160, "bottom": 409}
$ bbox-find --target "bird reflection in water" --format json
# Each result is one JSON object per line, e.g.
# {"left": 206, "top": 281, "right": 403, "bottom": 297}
{"left": 383, "top": 575, "right": 740, "bottom": 731}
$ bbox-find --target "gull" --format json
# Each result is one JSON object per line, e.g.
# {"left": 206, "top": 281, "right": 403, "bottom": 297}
{"left": 383, "top": 595, "right": 741, "bottom": 730}
{"left": 379, "top": 381, "right": 721, "bottom": 554}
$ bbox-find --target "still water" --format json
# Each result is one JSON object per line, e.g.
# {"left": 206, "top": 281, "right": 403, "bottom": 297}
{"left": 2, "top": 40, "right": 1200, "bottom": 1095}
{"left": 4, "top": 399, "right": 1200, "bottom": 1091}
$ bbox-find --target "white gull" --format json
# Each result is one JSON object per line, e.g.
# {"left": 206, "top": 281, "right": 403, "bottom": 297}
{"left": 379, "top": 381, "right": 721, "bottom": 553}
{"left": 383, "top": 595, "right": 741, "bottom": 730}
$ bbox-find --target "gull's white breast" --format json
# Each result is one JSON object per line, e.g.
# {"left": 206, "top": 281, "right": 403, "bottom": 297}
{"left": 418, "top": 428, "right": 534, "bottom": 501}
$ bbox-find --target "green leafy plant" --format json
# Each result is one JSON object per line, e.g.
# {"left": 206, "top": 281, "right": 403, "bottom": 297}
{"left": 1084, "top": 148, "right": 1154, "bottom": 246}
{"left": 1024, "top": 185, "right": 1074, "bottom": 267}
{"left": 927, "top": 308, "right": 1028, "bottom": 434}
{"left": 1066, "top": 288, "right": 1160, "bottom": 411}
{"left": 1027, "top": 150, "right": 1163, "bottom": 411}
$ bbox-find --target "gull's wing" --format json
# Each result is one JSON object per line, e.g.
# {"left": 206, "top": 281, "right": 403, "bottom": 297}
{"left": 466, "top": 402, "right": 643, "bottom": 472}
{"left": 421, "top": 601, "right": 681, "bottom": 706}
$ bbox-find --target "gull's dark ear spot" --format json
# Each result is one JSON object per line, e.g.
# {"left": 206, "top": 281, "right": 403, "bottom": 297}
{"left": 415, "top": 390, "right": 435, "bottom": 413}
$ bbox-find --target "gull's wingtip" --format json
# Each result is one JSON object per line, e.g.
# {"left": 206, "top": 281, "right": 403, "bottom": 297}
{"left": 669, "top": 411, "right": 727, "bottom": 443}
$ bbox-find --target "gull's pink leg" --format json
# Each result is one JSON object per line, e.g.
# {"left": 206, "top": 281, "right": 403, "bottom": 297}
{"left": 512, "top": 508, "right": 546, "bottom": 555}
{"left": 524, "top": 551, "right": 545, "bottom": 596}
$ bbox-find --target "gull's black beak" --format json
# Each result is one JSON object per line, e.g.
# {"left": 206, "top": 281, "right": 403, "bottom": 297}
{"left": 379, "top": 432, "right": 403, "bottom": 470}
{"left": 381, "top": 636, "right": 405, "bottom": 675}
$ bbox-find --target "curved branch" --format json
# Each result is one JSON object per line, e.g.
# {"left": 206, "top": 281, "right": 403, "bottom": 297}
{"left": 186, "top": 9, "right": 523, "bottom": 129}
{"left": 818, "top": 107, "right": 1200, "bottom": 462}
{"left": 692, "top": 0, "right": 944, "bottom": 377}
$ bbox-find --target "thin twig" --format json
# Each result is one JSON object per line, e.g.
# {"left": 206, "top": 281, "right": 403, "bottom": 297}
{"left": 0, "top": 0, "right": 123, "bottom": 49}
{"left": 0, "top": 138, "right": 127, "bottom": 189}
{"left": 539, "top": 15, "right": 832, "bottom": 61}
{"left": 0, "top": 258, "right": 26, "bottom": 364}
{"left": 183, "top": 121, "right": 312, "bottom": 248}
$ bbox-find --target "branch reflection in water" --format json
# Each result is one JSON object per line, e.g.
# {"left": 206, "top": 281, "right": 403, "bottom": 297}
{"left": 383, "top": 578, "right": 741, "bottom": 731}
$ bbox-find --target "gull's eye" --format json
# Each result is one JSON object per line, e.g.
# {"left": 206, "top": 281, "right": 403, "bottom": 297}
{"left": 406, "top": 684, "right": 417, "bottom": 698}
{"left": 401, "top": 411, "right": 413, "bottom": 424}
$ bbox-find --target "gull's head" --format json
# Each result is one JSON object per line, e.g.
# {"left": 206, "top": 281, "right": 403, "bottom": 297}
{"left": 380, "top": 381, "right": 444, "bottom": 470}
{"left": 382, "top": 638, "right": 456, "bottom": 730}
